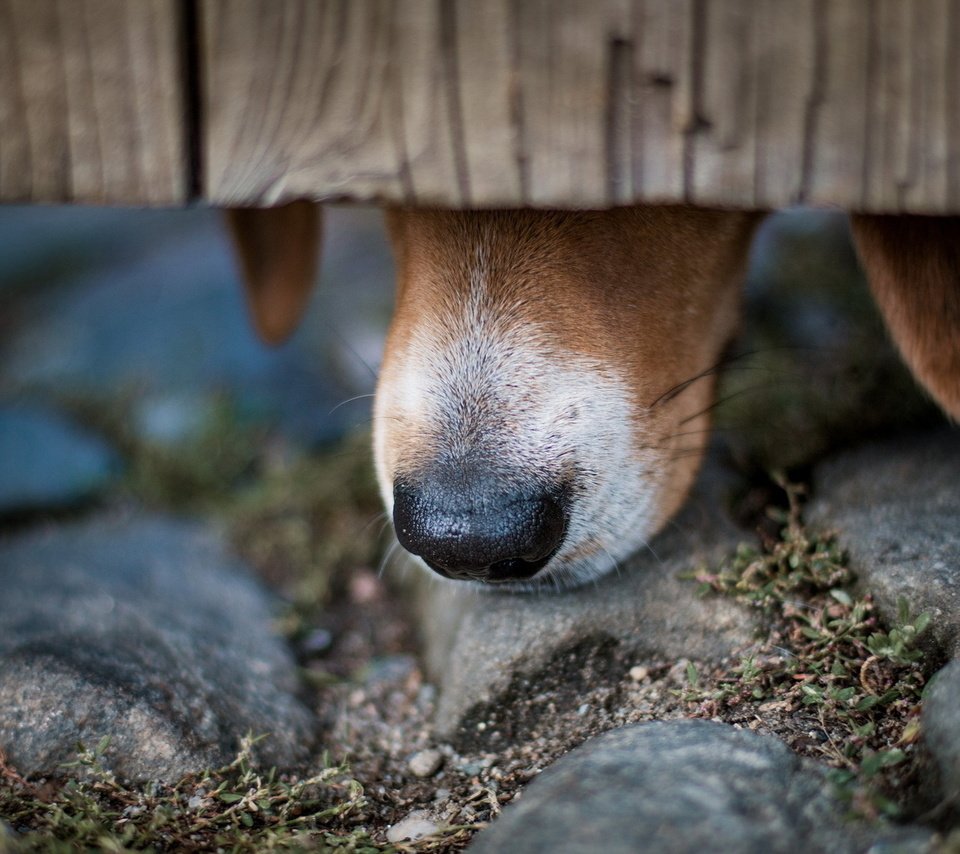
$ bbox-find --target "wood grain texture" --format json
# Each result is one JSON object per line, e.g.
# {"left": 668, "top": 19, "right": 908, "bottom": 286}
{"left": 203, "top": 0, "right": 960, "bottom": 212}
{"left": 0, "top": 0, "right": 185, "bottom": 204}
{"left": 632, "top": 0, "right": 694, "bottom": 202}
{"left": 203, "top": 0, "right": 402, "bottom": 205}
{"left": 4, "top": 0, "right": 957, "bottom": 210}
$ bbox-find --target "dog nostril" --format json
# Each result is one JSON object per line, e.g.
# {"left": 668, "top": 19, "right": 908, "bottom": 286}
{"left": 393, "top": 479, "right": 568, "bottom": 582}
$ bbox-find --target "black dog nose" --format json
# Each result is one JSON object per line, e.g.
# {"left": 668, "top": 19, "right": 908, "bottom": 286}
{"left": 393, "top": 476, "right": 568, "bottom": 583}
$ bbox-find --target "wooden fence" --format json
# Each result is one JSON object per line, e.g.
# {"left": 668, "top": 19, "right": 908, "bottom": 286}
{"left": 2, "top": 0, "right": 958, "bottom": 211}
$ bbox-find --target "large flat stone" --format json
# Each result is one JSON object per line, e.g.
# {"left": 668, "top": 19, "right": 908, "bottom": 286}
{"left": 0, "top": 404, "right": 121, "bottom": 514}
{"left": 808, "top": 428, "right": 960, "bottom": 657}
{"left": 409, "top": 459, "right": 759, "bottom": 743}
{"left": 0, "top": 514, "right": 315, "bottom": 782}
{"left": 469, "top": 720, "right": 932, "bottom": 854}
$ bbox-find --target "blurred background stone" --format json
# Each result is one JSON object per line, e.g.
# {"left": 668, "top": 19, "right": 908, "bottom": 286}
{"left": 718, "top": 209, "right": 942, "bottom": 474}
{"left": 0, "top": 205, "right": 395, "bottom": 451}
{"left": 0, "top": 403, "right": 121, "bottom": 515}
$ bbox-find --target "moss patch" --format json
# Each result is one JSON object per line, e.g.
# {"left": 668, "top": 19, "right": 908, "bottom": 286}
{"left": 0, "top": 736, "right": 378, "bottom": 852}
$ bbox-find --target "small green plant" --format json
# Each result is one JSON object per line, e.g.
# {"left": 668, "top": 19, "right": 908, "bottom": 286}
{"left": 689, "top": 477, "right": 931, "bottom": 818}
{"left": 695, "top": 479, "right": 851, "bottom": 605}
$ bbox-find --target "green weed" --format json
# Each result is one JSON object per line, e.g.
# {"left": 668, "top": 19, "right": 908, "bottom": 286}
{"left": 690, "top": 478, "right": 931, "bottom": 818}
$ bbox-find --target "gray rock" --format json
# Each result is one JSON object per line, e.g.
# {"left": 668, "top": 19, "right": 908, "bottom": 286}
{"left": 922, "top": 659, "right": 960, "bottom": 804}
{"left": 408, "top": 458, "right": 759, "bottom": 744}
{"left": 469, "top": 720, "right": 933, "bottom": 854}
{"left": 0, "top": 206, "right": 197, "bottom": 298}
{"left": 0, "top": 514, "right": 315, "bottom": 782}
{"left": 808, "top": 428, "right": 960, "bottom": 657}
{"left": 720, "top": 210, "right": 937, "bottom": 473}
{"left": 0, "top": 404, "right": 121, "bottom": 514}
{"left": 408, "top": 748, "right": 444, "bottom": 778}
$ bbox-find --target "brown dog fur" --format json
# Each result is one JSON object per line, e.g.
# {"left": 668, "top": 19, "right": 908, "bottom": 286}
{"left": 849, "top": 214, "right": 960, "bottom": 421}
{"left": 225, "top": 200, "right": 322, "bottom": 345}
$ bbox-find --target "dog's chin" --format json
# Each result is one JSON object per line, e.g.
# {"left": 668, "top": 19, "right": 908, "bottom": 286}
{"left": 405, "top": 538, "right": 637, "bottom": 592}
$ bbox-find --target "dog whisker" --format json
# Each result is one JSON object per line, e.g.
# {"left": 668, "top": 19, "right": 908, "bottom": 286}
{"left": 377, "top": 540, "right": 403, "bottom": 580}
{"left": 375, "top": 515, "right": 395, "bottom": 543}
{"left": 648, "top": 349, "right": 766, "bottom": 409}
{"left": 677, "top": 382, "right": 784, "bottom": 427}
{"left": 323, "top": 322, "right": 381, "bottom": 384}
{"left": 638, "top": 537, "right": 663, "bottom": 567}
{"left": 327, "top": 393, "right": 376, "bottom": 416}
{"left": 355, "top": 509, "right": 389, "bottom": 539}
{"left": 657, "top": 426, "right": 718, "bottom": 441}
{"left": 666, "top": 445, "right": 711, "bottom": 459}
{"left": 598, "top": 543, "right": 623, "bottom": 579}
{"left": 650, "top": 344, "right": 825, "bottom": 412}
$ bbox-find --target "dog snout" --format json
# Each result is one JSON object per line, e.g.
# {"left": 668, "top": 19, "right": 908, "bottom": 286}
{"left": 392, "top": 471, "right": 568, "bottom": 583}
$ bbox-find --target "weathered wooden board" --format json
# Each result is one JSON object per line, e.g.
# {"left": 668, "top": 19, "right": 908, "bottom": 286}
{"left": 1, "top": 0, "right": 957, "bottom": 211}
{"left": 202, "top": 0, "right": 960, "bottom": 212}
{"left": 0, "top": 0, "right": 186, "bottom": 204}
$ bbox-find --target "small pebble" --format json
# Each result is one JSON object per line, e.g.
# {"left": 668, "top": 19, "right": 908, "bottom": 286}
{"left": 301, "top": 628, "right": 333, "bottom": 655}
{"left": 362, "top": 654, "right": 418, "bottom": 685}
{"left": 629, "top": 665, "right": 649, "bottom": 682}
{"left": 576, "top": 703, "right": 590, "bottom": 716}
{"left": 386, "top": 811, "right": 440, "bottom": 843}
{"left": 408, "top": 748, "right": 444, "bottom": 778}
{"left": 349, "top": 570, "right": 381, "bottom": 604}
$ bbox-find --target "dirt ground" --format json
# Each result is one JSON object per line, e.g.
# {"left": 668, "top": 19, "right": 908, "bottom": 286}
{"left": 282, "top": 475, "right": 937, "bottom": 851}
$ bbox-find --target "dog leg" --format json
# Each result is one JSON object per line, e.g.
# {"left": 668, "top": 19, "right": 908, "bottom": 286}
{"left": 850, "top": 214, "right": 960, "bottom": 420}
{"left": 225, "top": 200, "right": 322, "bottom": 345}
